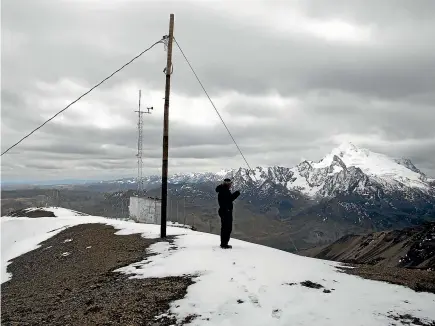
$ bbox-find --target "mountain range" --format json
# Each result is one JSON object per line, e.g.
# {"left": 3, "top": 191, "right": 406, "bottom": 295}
{"left": 3, "top": 142, "right": 433, "bottom": 252}
{"left": 102, "top": 142, "right": 434, "bottom": 198}
{"left": 87, "top": 142, "right": 435, "bottom": 250}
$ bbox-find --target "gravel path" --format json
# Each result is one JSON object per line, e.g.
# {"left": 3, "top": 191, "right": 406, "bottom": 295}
{"left": 1, "top": 224, "right": 193, "bottom": 325}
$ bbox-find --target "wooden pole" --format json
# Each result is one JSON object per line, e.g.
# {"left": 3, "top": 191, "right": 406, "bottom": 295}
{"left": 161, "top": 14, "right": 174, "bottom": 238}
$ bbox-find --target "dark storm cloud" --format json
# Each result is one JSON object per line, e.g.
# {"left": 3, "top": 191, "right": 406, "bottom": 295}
{"left": 1, "top": 0, "right": 435, "bottom": 180}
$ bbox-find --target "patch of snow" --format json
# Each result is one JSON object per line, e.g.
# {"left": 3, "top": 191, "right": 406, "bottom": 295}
{"left": 287, "top": 167, "right": 321, "bottom": 197}
{"left": 117, "top": 232, "right": 435, "bottom": 326}
{"left": 331, "top": 164, "right": 343, "bottom": 174}
{"left": 46, "top": 207, "right": 89, "bottom": 216}
{"left": 24, "top": 207, "right": 88, "bottom": 217}
{"left": 168, "top": 221, "right": 192, "bottom": 230}
{"left": 1, "top": 215, "right": 101, "bottom": 283}
{"left": 2, "top": 210, "right": 435, "bottom": 325}
{"left": 63, "top": 238, "right": 73, "bottom": 243}
{"left": 61, "top": 252, "right": 71, "bottom": 257}
{"left": 253, "top": 168, "right": 262, "bottom": 181}
{"left": 1, "top": 213, "right": 188, "bottom": 283}
{"left": 216, "top": 169, "right": 231, "bottom": 177}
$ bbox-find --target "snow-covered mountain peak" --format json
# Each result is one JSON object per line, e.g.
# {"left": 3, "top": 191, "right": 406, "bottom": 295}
{"left": 310, "top": 142, "right": 427, "bottom": 190}
{"left": 269, "top": 142, "right": 435, "bottom": 198}
{"left": 313, "top": 142, "right": 368, "bottom": 169}
{"left": 101, "top": 144, "right": 433, "bottom": 199}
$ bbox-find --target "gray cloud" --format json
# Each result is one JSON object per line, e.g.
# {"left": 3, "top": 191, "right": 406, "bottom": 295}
{"left": 299, "top": 0, "right": 435, "bottom": 24}
{"left": 1, "top": 0, "right": 435, "bottom": 181}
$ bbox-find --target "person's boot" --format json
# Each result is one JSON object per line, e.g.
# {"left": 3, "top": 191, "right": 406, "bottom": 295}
{"left": 220, "top": 244, "right": 232, "bottom": 249}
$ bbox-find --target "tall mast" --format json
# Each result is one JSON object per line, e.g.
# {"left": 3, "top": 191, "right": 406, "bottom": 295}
{"left": 135, "top": 90, "right": 153, "bottom": 196}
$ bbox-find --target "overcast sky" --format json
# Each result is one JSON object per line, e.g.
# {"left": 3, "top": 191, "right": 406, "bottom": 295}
{"left": 2, "top": 0, "right": 435, "bottom": 182}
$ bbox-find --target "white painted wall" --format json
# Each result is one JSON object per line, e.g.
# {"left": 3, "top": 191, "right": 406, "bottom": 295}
{"left": 129, "top": 197, "right": 161, "bottom": 224}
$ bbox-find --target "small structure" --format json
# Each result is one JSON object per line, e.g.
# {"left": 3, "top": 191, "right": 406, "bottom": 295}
{"left": 129, "top": 196, "right": 161, "bottom": 224}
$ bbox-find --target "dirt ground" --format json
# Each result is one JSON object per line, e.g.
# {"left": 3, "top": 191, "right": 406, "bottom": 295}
{"left": 338, "top": 264, "right": 435, "bottom": 294}
{"left": 1, "top": 224, "right": 194, "bottom": 326}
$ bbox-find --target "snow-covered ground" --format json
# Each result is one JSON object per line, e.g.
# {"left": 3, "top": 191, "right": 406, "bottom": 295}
{"left": 2, "top": 208, "right": 435, "bottom": 325}
{"left": 22, "top": 207, "right": 88, "bottom": 216}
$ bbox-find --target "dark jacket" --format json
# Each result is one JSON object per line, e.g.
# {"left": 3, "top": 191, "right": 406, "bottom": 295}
{"left": 216, "top": 184, "right": 240, "bottom": 212}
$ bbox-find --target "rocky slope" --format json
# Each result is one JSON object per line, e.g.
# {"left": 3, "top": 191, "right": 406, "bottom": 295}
{"left": 300, "top": 222, "right": 435, "bottom": 269}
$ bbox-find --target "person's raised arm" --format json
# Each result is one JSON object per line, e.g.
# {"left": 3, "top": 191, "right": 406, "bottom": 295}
{"left": 231, "top": 190, "right": 240, "bottom": 201}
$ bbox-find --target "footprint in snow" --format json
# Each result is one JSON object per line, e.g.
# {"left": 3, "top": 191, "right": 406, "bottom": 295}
{"left": 272, "top": 309, "right": 282, "bottom": 319}
{"left": 248, "top": 294, "right": 261, "bottom": 308}
{"left": 239, "top": 285, "right": 260, "bottom": 307}
{"left": 239, "top": 268, "right": 256, "bottom": 281}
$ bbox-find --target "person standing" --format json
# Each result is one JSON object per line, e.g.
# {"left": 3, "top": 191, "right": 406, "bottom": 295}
{"left": 215, "top": 178, "right": 240, "bottom": 249}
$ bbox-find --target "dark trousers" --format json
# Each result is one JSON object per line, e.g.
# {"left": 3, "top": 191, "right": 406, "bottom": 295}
{"left": 218, "top": 209, "right": 233, "bottom": 246}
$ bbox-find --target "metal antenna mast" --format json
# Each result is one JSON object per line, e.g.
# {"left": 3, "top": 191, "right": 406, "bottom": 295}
{"left": 135, "top": 90, "right": 152, "bottom": 195}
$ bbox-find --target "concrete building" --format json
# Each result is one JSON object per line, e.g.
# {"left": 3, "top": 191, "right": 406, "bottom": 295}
{"left": 128, "top": 196, "right": 161, "bottom": 224}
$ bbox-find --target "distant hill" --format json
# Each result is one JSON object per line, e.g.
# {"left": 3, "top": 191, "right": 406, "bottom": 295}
{"left": 300, "top": 222, "right": 435, "bottom": 269}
